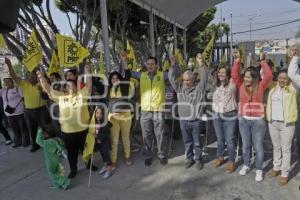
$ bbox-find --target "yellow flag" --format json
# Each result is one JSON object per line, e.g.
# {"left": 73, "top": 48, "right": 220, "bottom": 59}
{"left": 202, "top": 32, "right": 216, "bottom": 68}
{"left": 174, "top": 49, "right": 187, "bottom": 71}
{"left": 126, "top": 40, "right": 137, "bottom": 71}
{"left": 162, "top": 60, "right": 171, "bottom": 71}
{"left": 47, "top": 51, "right": 60, "bottom": 76}
{"left": 22, "top": 30, "right": 43, "bottom": 72}
{"left": 56, "top": 34, "right": 90, "bottom": 67}
{"left": 99, "top": 51, "right": 106, "bottom": 75}
{"left": 0, "top": 34, "right": 7, "bottom": 49}
{"left": 82, "top": 112, "right": 96, "bottom": 164}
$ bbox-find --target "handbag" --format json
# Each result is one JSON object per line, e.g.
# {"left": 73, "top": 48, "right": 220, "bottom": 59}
{"left": 4, "top": 88, "right": 23, "bottom": 114}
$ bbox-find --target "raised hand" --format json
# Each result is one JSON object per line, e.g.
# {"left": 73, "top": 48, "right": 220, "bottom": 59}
{"left": 288, "top": 47, "right": 300, "bottom": 58}
{"left": 85, "top": 62, "right": 93, "bottom": 74}
{"left": 36, "top": 70, "right": 44, "bottom": 80}
{"left": 196, "top": 53, "right": 203, "bottom": 66}
{"left": 170, "top": 55, "right": 177, "bottom": 66}
{"left": 120, "top": 50, "right": 127, "bottom": 62}
{"left": 259, "top": 52, "right": 267, "bottom": 61}
{"left": 232, "top": 49, "right": 240, "bottom": 62}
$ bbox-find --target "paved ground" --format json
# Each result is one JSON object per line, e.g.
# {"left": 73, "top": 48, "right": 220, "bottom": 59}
{"left": 0, "top": 129, "right": 299, "bottom": 200}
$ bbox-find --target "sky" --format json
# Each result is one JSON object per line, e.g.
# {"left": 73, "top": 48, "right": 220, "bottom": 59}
{"left": 48, "top": 0, "right": 300, "bottom": 42}
{"left": 211, "top": 0, "right": 300, "bottom": 42}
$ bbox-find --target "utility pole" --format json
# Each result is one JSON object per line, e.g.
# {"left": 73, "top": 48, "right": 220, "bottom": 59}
{"left": 230, "top": 12, "right": 233, "bottom": 65}
{"left": 250, "top": 17, "right": 252, "bottom": 41}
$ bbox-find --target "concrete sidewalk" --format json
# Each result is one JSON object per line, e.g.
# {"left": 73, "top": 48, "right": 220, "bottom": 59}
{"left": 0, "top": 135, "right": 299, "bottom": 200}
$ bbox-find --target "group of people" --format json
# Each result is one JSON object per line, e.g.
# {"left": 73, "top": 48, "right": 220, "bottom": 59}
{"left": 1, "top": 47, "right": 300, "bottom": 189}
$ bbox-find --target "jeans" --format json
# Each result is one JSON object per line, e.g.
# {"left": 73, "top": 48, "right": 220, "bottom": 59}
{"left": 239, "top": 117, "right": 266, "bottom": 170}
{"left": 213, "top": 111, "right": 238, "bottom": 162}
{"left": 96, "top": 139, "right": 112, "bottom": 165}
{"left": 179, "top": 120, "right": 203, "bottom": 161}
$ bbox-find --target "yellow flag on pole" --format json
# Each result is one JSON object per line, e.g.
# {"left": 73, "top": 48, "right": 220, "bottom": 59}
{"left": 47, "top": 51, "right": 60, "bottom": 76}
{"left": 126, "top": 40, "right": 138, "bottom": 71}
{"left": 202, "top": 32, "right": 216, "bottom": 68}
{"left": 56, "top": 34, "right": 90, "bottom": 67}
{"left": 0, "top": 34, "right": 7, "bottom": 49}
{"left": 99, "top": 51, "right": 106, "bottom": 75}
{"left": 22, "top": 30, "right": 43, "bottom": 72}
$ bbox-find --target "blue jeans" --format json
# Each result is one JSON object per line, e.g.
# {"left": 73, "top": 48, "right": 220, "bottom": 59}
{"left": 179, "top": 120, "right": 203, "bottom": 161}
{"left": 213, "top": 111, "right": 238, "bottom": 162}
{"left": 239, "top": 117, "right": 266, "bottom": 170}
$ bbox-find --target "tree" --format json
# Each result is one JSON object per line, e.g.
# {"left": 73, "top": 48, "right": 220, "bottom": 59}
{"left": 186, "top": 7, "right": 217, "bottom": 57}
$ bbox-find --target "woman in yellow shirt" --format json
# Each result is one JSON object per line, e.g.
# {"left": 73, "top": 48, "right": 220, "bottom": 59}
{"left": 37, "top": 63, "right": 93, "bottom": 179}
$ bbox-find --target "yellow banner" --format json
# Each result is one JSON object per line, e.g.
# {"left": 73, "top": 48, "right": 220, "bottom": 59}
{"left": 56, "top": 34, "right": 90, "bottom": 67}
{"left": 0, "top": 34, "right": 7, "bottom": 49}
{"left": 47, "top": 51, "right": 60, "bottom": 76}
{"left": 22, "top": 30, "right": 43, "bottom": 72}
{"left": 202, "top": 32, "right": 216, "bottom": 68}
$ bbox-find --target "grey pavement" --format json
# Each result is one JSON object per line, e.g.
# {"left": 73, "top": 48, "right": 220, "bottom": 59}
{"left": 0, "top": 130, "right": 299, "bottom": 200}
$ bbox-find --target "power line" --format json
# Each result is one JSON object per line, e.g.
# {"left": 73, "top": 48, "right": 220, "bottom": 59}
{"left": 233, "top": 18, "right": 300, "bottom": 35}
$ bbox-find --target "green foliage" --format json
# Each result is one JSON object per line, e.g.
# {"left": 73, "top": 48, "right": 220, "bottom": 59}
{"left": 186, "top": 7, "right": 217, "bottom": 57}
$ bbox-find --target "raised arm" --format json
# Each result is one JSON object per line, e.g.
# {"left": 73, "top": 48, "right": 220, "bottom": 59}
{"left": 259, "top": 52, "right": 273, "bottom": 91}
{"left": 231, "top": 49, "right": 243, "bottom": 87}
{"left": 287, "top": 48, "right": 300, "bottom": 87}
{"left": 37, "top": 70, "right": 51, "bottom": 95}
{"left": 120, "top": 50, "right": 131, "bottom": 81}
{"left": 195, "top": 53, "right": 208, "bottom": 91}
{"left": 5, "top": 57, "right": 21, "bottom": 85}
{"left": 168, "top": 56, "right": 182, "bottom": 92}
{"left": 85, "top": 62, "right": 93, "bottom": 94}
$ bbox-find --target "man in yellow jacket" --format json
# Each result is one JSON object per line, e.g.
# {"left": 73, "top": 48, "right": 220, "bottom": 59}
{"left": 131, "top": 56, "right": 168, "bottom": 166}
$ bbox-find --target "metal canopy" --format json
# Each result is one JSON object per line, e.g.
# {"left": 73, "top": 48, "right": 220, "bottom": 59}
{"left": 129, "top": 0, "right": 226, "bottom": 28}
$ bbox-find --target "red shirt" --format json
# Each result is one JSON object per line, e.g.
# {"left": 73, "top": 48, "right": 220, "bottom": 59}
{"left": 231, "top": 61, "right": 273, "bottom": 117}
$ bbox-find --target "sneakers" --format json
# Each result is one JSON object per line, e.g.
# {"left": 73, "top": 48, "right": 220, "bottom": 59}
{"left": 159, "top": 158, "right": 168, "bottom": 166}
{"left": 145, "top": 158, "right": 152, "bottom": 167}
{"left": 29, "top": 145, "right": 40, "bottom": 153}
{"left": 99, "top": 166, "right": 107, "bottom": 175}
{"left": 279, "top": 176, "right": 288, "bottom": 186}
{"left": 195, "top": 160, "right": 204, "bottom": 170}
{"left": 68, "top": 170, "right": 77, "bottom": 179}
{"left": 5, "top": 140, "right": 12, "bottom": 145}
{"left": 268, "top": 169, "right": 281, "bottom": 177}
{"left": 239, "top": 165, "right": 250, "bottom": 176}
{"left": 213, "top": 157, "right": 224, "bottom": 168}
{"left": 226, "top": 162, "right": 235, "bottom": 174}
{"left": 255, "top": 170, "right": 263, "bottom": 182}
{"left": 102, "top": 170, "right": 113, "bottom": 179}
{"left": 184, "top": 159, "right": 195, "bottom": 169}
{"left": 12, "top": 144, "right": 22, "bottom": 148}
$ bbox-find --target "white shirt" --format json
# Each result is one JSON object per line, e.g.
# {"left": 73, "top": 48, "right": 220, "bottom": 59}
{"left": 0, "top": 87, "right": 24, "bottom": 116}
{"left": 271, "top": 86, "right": 284, "bottom": 121}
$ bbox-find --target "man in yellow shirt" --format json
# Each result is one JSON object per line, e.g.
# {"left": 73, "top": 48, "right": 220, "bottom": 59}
{"left": 37, "top": 63, "right": 93, "bottom": 179}
{"left": 6, "top": 58, "right": 50, "bottom": 152}
{"left": 131, "top": 57, "right": 169, "bottom": 166}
